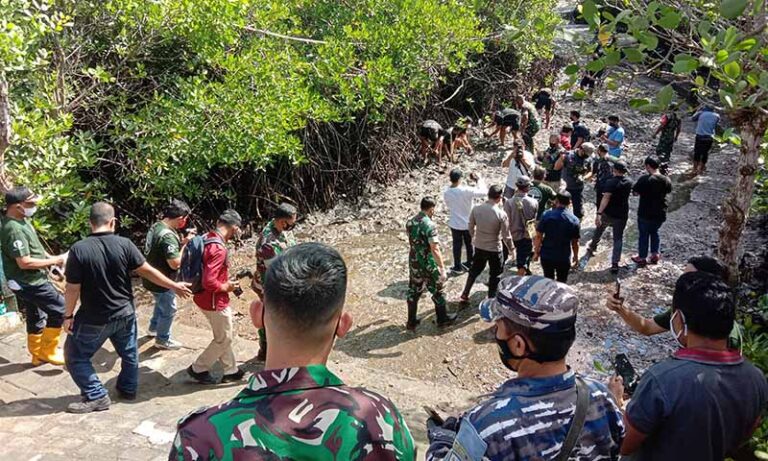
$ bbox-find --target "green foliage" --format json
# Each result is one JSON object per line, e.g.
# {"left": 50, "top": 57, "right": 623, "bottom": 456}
{"left": 1, "top": 0, "right": 560, "bottom": 244}
{"left": 740, "top": 294, "right": 768, "bottom": 456}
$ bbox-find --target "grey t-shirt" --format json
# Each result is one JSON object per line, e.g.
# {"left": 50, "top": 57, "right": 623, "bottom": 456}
{"left": 626, "top": 349, "right": 768, "bottom": 461}
{"left": 468, "top": 201, "right": 513, "bottom": 253}
{"left": 504, "top": 193, "right": 538, "bottom": 241}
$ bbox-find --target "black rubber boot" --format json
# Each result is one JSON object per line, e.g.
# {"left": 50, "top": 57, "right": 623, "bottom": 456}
{"left": 406, "top": 300, "right": 421, "bottom": 331}
{"left": 435, "top": 303, "right": 457, "bottom": 328}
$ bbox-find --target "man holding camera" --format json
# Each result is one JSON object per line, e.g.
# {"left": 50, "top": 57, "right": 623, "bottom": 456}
{"left": 144, "top": 199, "right": 194, "bottom": 350}
{"left": 554, "top": 142, "right": 595, "bottom": 220}
{"left": 502, "top": 139, "right": 535, "bottom": 200}
{"left": 187, "top": 209, "right": 245, "bottom": 385}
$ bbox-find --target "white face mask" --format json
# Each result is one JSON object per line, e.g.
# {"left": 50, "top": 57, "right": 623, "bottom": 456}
{"left": 669, "top": 310, "right": 687, "bottom": 347}
{"left": 22, "top": 206, "right": 37, "bottom": 218}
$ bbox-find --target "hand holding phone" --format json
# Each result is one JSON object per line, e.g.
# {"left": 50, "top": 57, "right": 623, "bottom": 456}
{"left": 423, "top": 405, "right": 445, "bottom": 426}
{"left": 613, "top": 353, "right": 638, "bottom": 395}
{"left": 613, "top": 280, "right": 623, "bottom": 300}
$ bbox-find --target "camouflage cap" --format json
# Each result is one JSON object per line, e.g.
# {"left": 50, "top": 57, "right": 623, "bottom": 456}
{"left": 479, "top": 275, "right": 578, "bottom": 333}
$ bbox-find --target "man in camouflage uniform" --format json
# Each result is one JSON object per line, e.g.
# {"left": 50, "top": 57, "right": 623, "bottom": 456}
{"left": 406, "top": 197, "right": 457, "bottom": 331}
{"left": 652, "top": 105, "right": 682, "bottom": 163}
{"left": 516, "top": 95, "right": 541, "bottom": 154}
{"left": 172, "top": 243, "right": 415, "bottom": 461}
{"left": 427, "top": 275, "right": 625, "bottom": 460}
{"left": 251, "top": 203, "right": 298, "bottom": 361}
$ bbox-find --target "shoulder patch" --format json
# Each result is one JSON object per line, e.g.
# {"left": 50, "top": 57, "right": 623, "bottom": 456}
{"left": 446, "top": 421, "right": 488, "bottom": 461}
{"left": 13, "top": 240, "right": 25, "bottom": 250}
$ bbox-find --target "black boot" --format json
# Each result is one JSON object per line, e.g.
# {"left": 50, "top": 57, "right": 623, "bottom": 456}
{"left": 435, "top": 303, "right": 457, "bottom": 328}
{"left": 406, "top": 300, "right": 421, "bottom": 331}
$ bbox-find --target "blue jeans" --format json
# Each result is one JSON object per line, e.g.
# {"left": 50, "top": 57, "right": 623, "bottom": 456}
{"left": 638, "top": 218, "right": 663, "bottom": 258}
{"left": 14, "top": 282, "right": 65, "bottom": 334}
{"left": 64, "top": 315, "right": 138, "bottom": 401}
{"left": 148, "top": 290, "right": 177, "bottom": 342}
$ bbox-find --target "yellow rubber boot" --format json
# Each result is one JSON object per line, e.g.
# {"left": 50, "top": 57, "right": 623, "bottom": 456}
{"left": 27, "top": 333, "right": 43, "bottom": 366}
{"left": 39, "top": 327, "right": 65, "bottom": 366}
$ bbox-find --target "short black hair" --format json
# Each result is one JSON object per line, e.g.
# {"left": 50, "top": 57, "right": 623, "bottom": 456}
{"left": 264, "top": 242, "right": 348, "bottom": 334}
{"left": 644, "top": 155, "right": 660, "bottom": 169}
{"left": 488, "top": 185, "right": 503, "bottom": 200}
{"left": 507, "top": 320, "right": 576, "bottom": 362}
{"left": 673, "top": 271, "right": 734, "bottom": 340}
{"left": 90, "top": 202, "right": 115, "bottom": 226}
{"left": 687, "top": 255, "right": 729, "bottom": 281}
{"left": 570, "top": 110, "right": 581, "bottom": 119}
{"left": 420, "top": 196, "right": 437, "bottom": 211}
{"left": 449, "top": 169, "right": 463, "bottom": 183}
{"left": 555, "top": 191, "right": 571, "bottom": 206}
{"left": 274, "top": 203, "right": 297, "bottom": 220}
{"left": 162, "top": 199, "right": 191, "bottom": 219}
{"left": 533, "top": 166, "right": 546, "bottom": 181}
{"left": 608, "top": 115, "right": 620, "bottom": 122}
{"left": 597, "top": 144, "right": 608, "bottom": 153}
{"left": 561, "top": 125, "right": 573, "bottom": 133}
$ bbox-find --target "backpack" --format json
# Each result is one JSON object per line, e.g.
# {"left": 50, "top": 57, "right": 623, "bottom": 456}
{"left": 179, "top": 234, "right": 225, "bottom": 294}
{"left": 144, "top": 225, "right": 175, "bottom": 255}
{"left": 515, "top": 196, "right": 537, "bottom": 239}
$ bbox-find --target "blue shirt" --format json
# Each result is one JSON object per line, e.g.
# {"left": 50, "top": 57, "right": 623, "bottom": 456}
{"left": 537, "top": 207, "right": 580, "bottom": 263}
{"left": 692, "top": 109, "right": 720, "bottom": 137}
{"left": 606, "top": 126, "right": 624, "bottom": 157}
{"left": 426, "top": 370, "right": 625, "bottom": 461}
{"left": 626, "top": 348, "right": 768, "bottom": 461}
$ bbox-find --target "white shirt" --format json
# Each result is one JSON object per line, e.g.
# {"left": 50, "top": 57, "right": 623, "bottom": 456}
{"left": 443, "top": 178, "right": 487, "bottom": 231}
{"left": 505, "top": 150, "right": 535, "bottom": 188}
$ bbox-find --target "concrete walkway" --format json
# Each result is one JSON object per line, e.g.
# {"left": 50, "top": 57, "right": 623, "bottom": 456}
{"left": 0, "top": 319, "right": 475, "bottom": 460}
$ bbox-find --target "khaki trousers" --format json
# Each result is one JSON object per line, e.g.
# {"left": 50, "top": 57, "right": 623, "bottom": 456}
{"left": 192, "top": 307, "right": 237, "bottom": 375}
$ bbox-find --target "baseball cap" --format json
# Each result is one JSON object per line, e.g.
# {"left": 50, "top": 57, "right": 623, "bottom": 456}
{"left": 218, "top": 209, "right": 242, "bottom": 227}
{"left": 580, "top": 142, "right": 595, "bottom": 154}
{"left": 515, "top": 175, "right": 532, "bottom": 188}
{"left": 613, "top": 160, "right": 628, "bottom": 173}
{"left": 479, "top": 275, "right": 578, "bottom": 333}
{"left": 5, "top": 187, "right": 40, "bottom": 206}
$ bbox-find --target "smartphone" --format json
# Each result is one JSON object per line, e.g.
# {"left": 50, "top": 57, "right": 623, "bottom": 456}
{"left": 233, "top": 286, "right": 244, "bottom": 298}
{"left": 613, "top": 280, "right": 622, "bottom": 300}
{"left": 423, "top": 405, "right": 445, "bottom": 425}
{"left": 614, "top": 353, "right": 638, "bottom": 395}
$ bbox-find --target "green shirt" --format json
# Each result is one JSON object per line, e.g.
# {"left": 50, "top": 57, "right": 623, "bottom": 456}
{"left": 531, "top": 181, "right": 556, "bottom": 220}
{"left": 0, "top": 216, "right": 48, "bottom": 286}
{"left": 172, "top": 364, "right": 416, "bottom": 460}
{"left": 142, "top": 221, "right": 181, "bottom": 293}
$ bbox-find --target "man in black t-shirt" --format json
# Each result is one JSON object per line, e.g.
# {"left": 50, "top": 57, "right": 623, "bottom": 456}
{"left": 586, "top": 160, "right": 633, "bottom": 274}
{"left": 631, "top": 156, "right": 672, "bottom": 266}
{"left": 569, "top": 110, "right": 591, "bottom": 149}
{"left": 62, "top": 202, "right": 192, "bottom": 413}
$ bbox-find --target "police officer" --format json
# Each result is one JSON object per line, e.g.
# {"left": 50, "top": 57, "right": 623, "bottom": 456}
{"left": 427, "top": 275, "right": 625, "bottom": 460}
{"left": 406, "top": 197, "right": 457, "bottom": 331}
{"left": 172, "top": 243, "right": 415, "bottom": 460}
{"left": 251, "top": 202, "right": 298, "bottom": 361}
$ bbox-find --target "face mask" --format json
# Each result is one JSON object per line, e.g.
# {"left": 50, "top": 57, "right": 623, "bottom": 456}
{"left": 178, "top": 217, "right": 188, "bottom": 229}
{"left": 284, "top": 222, "right": 296, "bottom": 231}
{"left": 669, "top": 310, "right": 688, "bottom": 347}
{"left": 23, "top": 206, "right": 37, "bottom": 217}
{"left": 496, "top": 337, "right": 520, "bottom": 372}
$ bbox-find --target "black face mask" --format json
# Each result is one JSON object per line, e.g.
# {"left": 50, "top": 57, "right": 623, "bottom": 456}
{"left": 496, "top": 337, "right": 521, "bottom": 372}
{"left": 284, "top": 222, "right": 296, "bottom": 231}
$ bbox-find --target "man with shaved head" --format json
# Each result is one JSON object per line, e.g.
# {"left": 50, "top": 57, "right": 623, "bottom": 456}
{"left": 62, "top": 202, "right": 192, "bottom": 413}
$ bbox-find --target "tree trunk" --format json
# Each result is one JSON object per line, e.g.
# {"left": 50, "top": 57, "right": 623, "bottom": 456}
{"left": 717, "top": 113, "right": 768, "bottom": 284}
{"left": 0, "top": 78, "right": 12, "bottom": 192}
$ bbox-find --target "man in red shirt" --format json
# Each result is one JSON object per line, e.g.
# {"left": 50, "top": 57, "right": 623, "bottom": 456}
{"left": 187, "top": 209, "right": 244, "bottom": 385}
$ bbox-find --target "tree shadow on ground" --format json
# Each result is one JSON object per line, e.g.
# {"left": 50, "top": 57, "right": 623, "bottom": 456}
{"left": 336, "top": 292, "right": 486, "bottom": 360}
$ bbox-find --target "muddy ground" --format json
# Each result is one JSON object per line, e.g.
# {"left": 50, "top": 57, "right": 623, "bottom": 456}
{"left": 132, "top": 15, "right": 765, "bottom": 412}
{"left": 134, "top": 66, "right": 762, "bottom": 406}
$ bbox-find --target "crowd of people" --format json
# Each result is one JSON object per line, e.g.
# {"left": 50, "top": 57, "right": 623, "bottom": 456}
{"left": 1, "top": 86, "right": 762, "bottom": 460}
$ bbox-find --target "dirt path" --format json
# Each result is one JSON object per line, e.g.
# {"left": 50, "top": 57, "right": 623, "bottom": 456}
{"left": 136, "top": 65, "right": 747, "bottom": 411}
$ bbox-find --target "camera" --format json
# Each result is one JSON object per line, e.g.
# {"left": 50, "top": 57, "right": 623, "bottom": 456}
{"left": 233, "top": 286, "right": 244, "bottom": 297}
{"left": 659, "top": 162, "right": 670, "bottom": 175}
